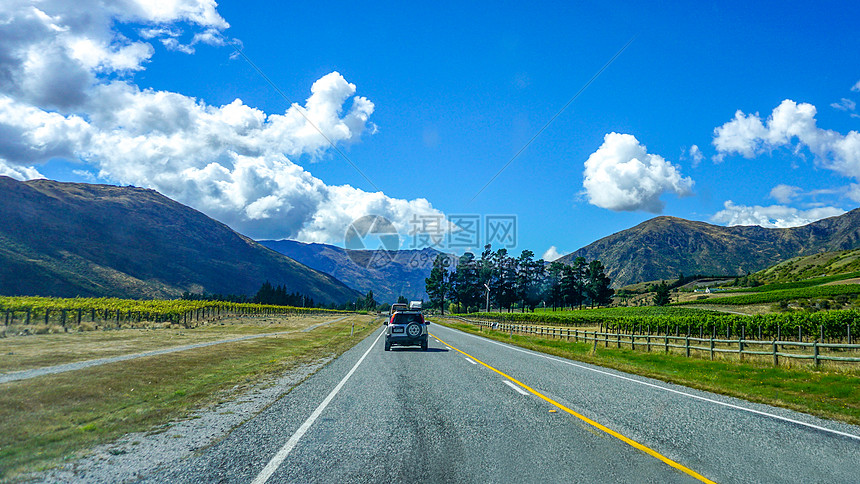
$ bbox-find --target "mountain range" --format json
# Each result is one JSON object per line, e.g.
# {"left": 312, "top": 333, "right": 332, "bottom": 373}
{"left": 259, "top": 239, "right": 443, "bottom": 303}
{"left": 0, "top": 177, "right": 359, "bottom": 303}
{"left": 4, "top": 176, "right": 860, "bottom": 301}
{"left": 559, "top": 210, "right": 860, "bottom": 287}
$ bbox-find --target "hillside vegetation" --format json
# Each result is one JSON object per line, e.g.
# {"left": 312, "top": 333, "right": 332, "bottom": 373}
{"left": 0, "top": 177, "right": 359, "bottom": 303}
{"left": 751, "top": 248, "right": 860, "bottom": 284}
{"left": 558, "top": 211, "right": 860, "bottom": 287}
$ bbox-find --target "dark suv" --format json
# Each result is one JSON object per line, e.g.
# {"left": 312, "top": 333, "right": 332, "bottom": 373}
{"left": 384, "top": 310, "right": 429, "bottom": 351}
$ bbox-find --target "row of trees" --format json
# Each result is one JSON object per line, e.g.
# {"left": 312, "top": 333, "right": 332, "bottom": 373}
{"left": 425, "top": 244, "right": 614, "bottom": 314}
{"left": 254, "top": 281, "right": 317, "bottom": 307}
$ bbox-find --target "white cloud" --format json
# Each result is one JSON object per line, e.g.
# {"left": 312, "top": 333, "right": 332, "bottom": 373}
{"left": 583, "top": 133, "right": 694, "bottom": 213}
{"left": 712, "top": 99, "right": 860, "bottom": 181}
{"left": 542, "top": 246, "right": 563, "bottom": 262}
{"left": 852, "top": 80, "right": 860, "bottom": 92}
{"left": 769, "top": 184, "right": 801, "bottom": 204}
{"left": 0, "top": 158, "right": 43, "bottom": 180}
{"left": 831, "top": 98, "right": 856, "bottom": 112}
{"left": 0, "top": 0, "right": 228, "bottom": 110}
{"left": 0, "top": 0, "right": 445, "bottom": 245}
{"left": 711, "top": 201, "right": 845, "bottom": 228}
{"left": 71, "top": 169, "right": 97, "bottom": 182}
{"left": 689, "top": 144, "right": 703, "bottom": 167}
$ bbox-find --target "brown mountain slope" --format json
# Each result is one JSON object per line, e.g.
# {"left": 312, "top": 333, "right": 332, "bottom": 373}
{"left": 558, "top": 210, "right": 860, "bottom": 287}
{"left": 259, "top": 239, "right": 445, "bottom": 303}
{"left": 0, "top": 177, "right": 360, "bottom": 303}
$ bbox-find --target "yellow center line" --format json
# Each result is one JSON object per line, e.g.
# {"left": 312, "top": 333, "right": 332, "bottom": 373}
{"left": 431, "top": 333, "right": 716, "bottom": 484}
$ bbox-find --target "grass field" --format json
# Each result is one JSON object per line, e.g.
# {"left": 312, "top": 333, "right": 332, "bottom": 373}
{"left": 439, "top": 319, "right": 860, "bottom": 427}
{"left": 0, "top": 314, "right": 345, "bottom": 373}
{"left": 0, "top": 314, "right": 376, "bottom": 480}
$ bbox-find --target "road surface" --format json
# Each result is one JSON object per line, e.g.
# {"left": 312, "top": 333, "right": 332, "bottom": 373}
{"left": 146, "top": 321, "right": 860, "bottom": 483}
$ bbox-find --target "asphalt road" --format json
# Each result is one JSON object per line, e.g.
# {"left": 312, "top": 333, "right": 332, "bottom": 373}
{"left": 147, "top": 321, "right": 860, "bottom": 483}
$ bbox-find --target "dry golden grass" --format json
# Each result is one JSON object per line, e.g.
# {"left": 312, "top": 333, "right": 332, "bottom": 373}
{"left": 0, "top": 314, "right": 344, "bottom": 373}
{"left": 0, "top": 314, "right": 377, "bottom": 480}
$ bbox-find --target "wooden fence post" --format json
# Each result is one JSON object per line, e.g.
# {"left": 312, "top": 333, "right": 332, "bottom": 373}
{"left": 664, "top": 334, "right": 669, "bottom": 353}
{"left": 772, "top": 341, "right": 778, "bottom": 367}
{"left": 710, "top": 337, "right": 715, "bottom": 360}
{"left": 25, "top": 309, "right": 30, "bottom": 325}
{"left": 813, "top": 341, "right": 820, "bottom": 368}
{"left": 45, "top": 308, "right": 50, "bottom": 325}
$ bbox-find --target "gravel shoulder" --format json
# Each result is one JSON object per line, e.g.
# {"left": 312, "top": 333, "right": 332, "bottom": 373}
{"left": 30, "top": 356, "right": 335, "bottom": 483}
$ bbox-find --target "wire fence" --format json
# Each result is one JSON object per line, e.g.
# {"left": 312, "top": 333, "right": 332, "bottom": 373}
{"left": 2, "top": 305, "right": 349, "bottom": 334}
{"left": 454, "top": 317, "right": 860, "bottom": 367}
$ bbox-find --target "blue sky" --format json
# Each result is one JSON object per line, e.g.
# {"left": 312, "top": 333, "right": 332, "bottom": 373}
{"left": 2, "top": 1, "right": 860, "bottom": 260}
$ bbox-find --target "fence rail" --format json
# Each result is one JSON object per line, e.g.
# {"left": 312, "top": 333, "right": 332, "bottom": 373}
{"left": 2, "top": 305, "right": 349, "bottom": 333}
{"left": 453, "top": 317, "right": 860, "bottom": 367}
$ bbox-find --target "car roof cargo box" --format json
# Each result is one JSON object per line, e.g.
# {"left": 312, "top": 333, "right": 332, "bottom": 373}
{"left": 409, "top": 301, "right": 422, "bottom": 310}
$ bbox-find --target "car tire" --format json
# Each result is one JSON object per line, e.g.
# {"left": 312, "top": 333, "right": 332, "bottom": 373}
{"left": 384, "top": 339, "right": 391, "bottom": 351}
{"left": 406, "top": 322, "right": 422, "bottom": 338}
{"left": 421, "top": 339, "right": 428, "bottom": 351}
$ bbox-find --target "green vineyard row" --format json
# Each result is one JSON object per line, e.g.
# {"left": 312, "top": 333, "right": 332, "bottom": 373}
{"left": 468, "top": 307, "right": 859, "bottom": 341}
{"left": 0, "top": 296, "right": 343, "bottom": 326}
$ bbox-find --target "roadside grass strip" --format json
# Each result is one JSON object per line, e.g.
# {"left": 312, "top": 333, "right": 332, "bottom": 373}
{"left": 432, "top": 333, "right": 716, "bottom": 484}
{"left": 0, "top": 316, "right": 376, "bottom": 481}
{"left": 1, "top": 316, "right": 350, "bottom": 384}
{"left": 440, "top": 320, "right": 860, "bottom": 427}
{"left": 0, "top": 314, "right": 350, "bottom": 374}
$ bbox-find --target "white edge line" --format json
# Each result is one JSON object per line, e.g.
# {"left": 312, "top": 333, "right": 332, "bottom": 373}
{"left": 503, "top": 380, "right": 530, "bottom": 395}
{"left": 438, "top": 324, "right": 860, "bottom": 442}
{"left": 464, "top": 357, "right": 477, "bottom": 365}
{"left": 251, "top": 329, "right": 386, "bottom": 484}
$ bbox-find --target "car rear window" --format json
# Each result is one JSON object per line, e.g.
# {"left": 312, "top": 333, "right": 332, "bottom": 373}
{"left": 392, "top": 313, "right": 423, "bottom": 325}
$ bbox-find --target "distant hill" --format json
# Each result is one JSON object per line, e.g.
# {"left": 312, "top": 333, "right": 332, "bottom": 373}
{"left": 259, "top": 239, "right": 445, "bottom": 303}
{"left": 752, "top": 248, "right": 860, "bottom": 284}
{"left": 558, "top": 210, "right": 860, "bottom": 287}
{"left": 0, "top": 177, "right": 360, "bottom": 303}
